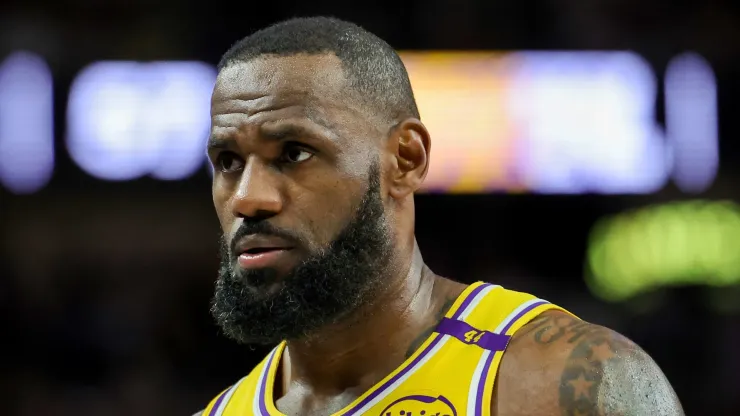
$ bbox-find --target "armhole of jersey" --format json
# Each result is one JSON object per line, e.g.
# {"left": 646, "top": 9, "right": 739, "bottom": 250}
{"left": 478, "top": 302, "right": 572, "bottom": 416}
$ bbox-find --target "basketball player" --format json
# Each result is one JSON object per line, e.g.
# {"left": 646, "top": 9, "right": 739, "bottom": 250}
{"left": 197, "top": 17, "right": 683, "bottom": 415}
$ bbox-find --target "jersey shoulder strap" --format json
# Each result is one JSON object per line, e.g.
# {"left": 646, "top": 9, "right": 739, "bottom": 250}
{"left": 201, "top": 345, "right": 279, "bottom": 416}
{"left": 466, "top": 284, "right": 573, "bottom": 336}
{"left": 428, "top": 283, "right": 576, "bottom": 416}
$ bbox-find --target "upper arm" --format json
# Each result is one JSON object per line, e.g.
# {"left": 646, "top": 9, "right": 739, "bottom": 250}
{"left": 495, "top": 311, "right": 684, "bottom": 416}
{"left": 559, "top": 328, "right": 684, "bottom": 416}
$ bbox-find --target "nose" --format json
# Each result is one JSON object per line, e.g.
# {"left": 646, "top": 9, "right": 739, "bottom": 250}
{"left": 230, "top": 159, "right": 283, "bottom": 220}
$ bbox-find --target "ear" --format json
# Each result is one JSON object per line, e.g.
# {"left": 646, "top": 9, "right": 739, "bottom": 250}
{"left": 385, "top": 118, "right": 431, "bottom": 199}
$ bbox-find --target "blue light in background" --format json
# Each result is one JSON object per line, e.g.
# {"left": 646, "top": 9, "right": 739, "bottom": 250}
{"left": 0, "top": 51, "right": 54, "bottom": 194}
{"left": 665, "top": 52, "right": 719, "bottom": 194}
{"left": 66, "top": 61, "right": 216, "bottom": 181}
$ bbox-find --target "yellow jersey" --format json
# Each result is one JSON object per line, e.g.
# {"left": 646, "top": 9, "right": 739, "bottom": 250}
{"left": 203, "top": 281, "right": 570, "bottom": 416}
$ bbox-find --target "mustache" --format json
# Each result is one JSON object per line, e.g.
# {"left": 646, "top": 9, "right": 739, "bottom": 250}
{"left": 228, "top": 220, "right": 306, "bottom": 255}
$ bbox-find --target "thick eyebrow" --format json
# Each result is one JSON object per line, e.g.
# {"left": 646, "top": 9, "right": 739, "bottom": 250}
{"left": 206, "top": 120, "right": 339, "bottom": 154}
{"left": 206, "top": 136, "right": 234, "bottom": 151}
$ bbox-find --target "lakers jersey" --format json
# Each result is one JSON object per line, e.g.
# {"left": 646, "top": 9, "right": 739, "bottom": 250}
{"left": 203, "top": 282, "right": 571, "bottom": 416}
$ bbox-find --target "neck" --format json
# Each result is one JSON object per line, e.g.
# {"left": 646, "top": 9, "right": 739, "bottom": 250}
{"left": 280, "top": 242, "right": 456, "bottom": 395}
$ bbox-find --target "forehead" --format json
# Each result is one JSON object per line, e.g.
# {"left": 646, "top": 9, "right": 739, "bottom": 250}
{"left": 212, "top": 54, "right": 348, "bottom": 115}
{"left": 211, "top": 54, "right": 385, "bottom": 161}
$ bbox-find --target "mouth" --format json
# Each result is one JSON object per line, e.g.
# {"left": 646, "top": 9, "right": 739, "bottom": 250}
{"left": 237, "top": 246, "right": 294, "bottom": 269}
{"left": 242, "top": 247, "right": 289, "bottom": 255}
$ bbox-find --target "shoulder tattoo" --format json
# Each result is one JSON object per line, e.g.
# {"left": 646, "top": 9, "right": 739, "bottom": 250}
{"left": 520, "top": 313, "right": 684, "bottom": 415}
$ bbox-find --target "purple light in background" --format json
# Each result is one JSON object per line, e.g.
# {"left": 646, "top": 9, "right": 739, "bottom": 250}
{"left": 66, "top": 61, "right": 216, "bottom": 181}
{"left": 665, "top": 53, "right": 719, "bottom": 194}
{"left": 505, "top": 52, "right": 669, "bottom": 194}
{"left": 147, "top": 62, "right": 216, "bottom": 181}
{"left": 0, "top": 51, "right": 54, "bottom": 194}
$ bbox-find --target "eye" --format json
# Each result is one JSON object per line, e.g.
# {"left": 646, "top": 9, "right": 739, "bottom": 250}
{"left": 281, "top": 145, "right": 314, "bottom": 164}
{"left": 215, "top": 152, "right": 244, "bottom": 173}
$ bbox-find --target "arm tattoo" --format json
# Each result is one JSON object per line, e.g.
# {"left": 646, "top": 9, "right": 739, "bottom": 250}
{"left": 525, "top": 315, "right": 684, "bottom": 415}
{"left": 405, "top": 298, "right": 456, "bottom": 358}
{"left": 557, "top": 322, "right": 633, "bottom": 415}
{"left": 518, "top": 314, "right": 602, "bottom": 346}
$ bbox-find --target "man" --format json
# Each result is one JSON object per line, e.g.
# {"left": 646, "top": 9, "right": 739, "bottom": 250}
{"left": 197, "top": 16, "right": 683, "bottom": 416}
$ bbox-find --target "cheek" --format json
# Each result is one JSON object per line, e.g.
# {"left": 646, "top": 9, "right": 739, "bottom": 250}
{"left": 212, "top": 187, "right": 233, "bottom": 232}
{"left": 289, "top": 179, "right": 360, "bottom": 245}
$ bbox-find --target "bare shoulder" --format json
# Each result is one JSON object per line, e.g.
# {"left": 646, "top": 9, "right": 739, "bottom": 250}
{"left": 493, "top": 310, "right": 684, "bottom": 416}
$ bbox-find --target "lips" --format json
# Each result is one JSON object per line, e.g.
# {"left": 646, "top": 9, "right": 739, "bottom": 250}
{"left": 234, "top": 234, "right": 294, "bottom": 256}
{"left": 233, "top": 234, "right": 295, "bottom": 269}
{"left": 242, "top": 246, "right": 287, "bottom": 255}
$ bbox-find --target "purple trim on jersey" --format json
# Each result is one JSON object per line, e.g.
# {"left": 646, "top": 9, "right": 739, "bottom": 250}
{"left": 208, "top": 387, "right": 231, "bottom": 416}
{"left": 475, "top": 352, "right": 496, "bottom": 416}
{"left": 499, "top": 300, "right": 548, "bottom": 334}
{"left": 258, "top": 347, "right": 279, "bottom": 416}
{"left": 341, "top": 283, "right": 491, "bottom": 416}
{"left": 450, "top": 283, "right": 489, "bottom": 320}
{"left": 469, "top": 300, "right": 547, "bottom": 416}
{"left": 436, "top": 317, "right": 511, "bottom": 352}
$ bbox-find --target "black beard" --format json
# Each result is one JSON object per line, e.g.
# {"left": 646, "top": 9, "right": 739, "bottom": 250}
{"left": 211, "top": 162, "right": 392, "bottom": 345}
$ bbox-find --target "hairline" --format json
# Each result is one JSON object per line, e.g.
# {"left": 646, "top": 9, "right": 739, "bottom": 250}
{"left": 218, "top": 51, "right": 400, "bottom": 130}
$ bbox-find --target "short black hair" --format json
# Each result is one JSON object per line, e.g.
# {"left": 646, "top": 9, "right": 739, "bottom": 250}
{"left": 218, "top": 16, "right": 420, "bottom": 123}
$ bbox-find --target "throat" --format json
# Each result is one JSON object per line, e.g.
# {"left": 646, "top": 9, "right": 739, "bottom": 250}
{"left": 273, "top": 277, "right": 466, "bottom": 406}
{"left": 271, "top": 334, "right": 412, "bottom": 416}
{"left": 280, "top": 317, "right": 419, "bottom": 394}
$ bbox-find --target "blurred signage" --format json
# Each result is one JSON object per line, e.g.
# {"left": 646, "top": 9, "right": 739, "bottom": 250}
{"left": 0, "top": 51, "right": 54, "bottom": 194}
{"left": 498, "top": 52, "right": 667, "bottom": 194}
{"left": 0, "top": 51, "right": 720, "bottom": 194}
{"left": 586, "top": 200, "right": 740, "bottom": 302}
{"left": 665, "top": 53, "right": 719, "bottom": 193}
{"left": 66, "top": 61, "right": 216, "bottom": 181}
{"left": 403, "top": 51, "right": 718, "bottom": 194}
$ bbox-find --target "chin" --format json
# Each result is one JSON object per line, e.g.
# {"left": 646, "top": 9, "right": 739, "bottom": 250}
{"left": 235, "top": 266, "right": 281, "bottom": 287}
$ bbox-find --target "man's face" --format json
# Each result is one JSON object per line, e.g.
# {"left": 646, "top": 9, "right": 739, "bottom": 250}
{"left": 208, "top": 54, "right": 393, "bottom": 344}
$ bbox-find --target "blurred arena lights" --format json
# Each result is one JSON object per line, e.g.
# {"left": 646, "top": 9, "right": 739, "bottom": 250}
{"left": 66, "top": 61, "right": 216, "bottom": 181}
{"left": 586, "top": 200, "right": 740, "bottom": 302}
{"left": 0, "top": 51, "right": 720, "bottom": 194}
{"left": 665, "top": 53, "right": 719, "bottom": 194}
{"left": 499, "top": 51, "right": 668, "bottom": 194}
{"left": 0, "top": 51, "right": 54, "bottom": 194}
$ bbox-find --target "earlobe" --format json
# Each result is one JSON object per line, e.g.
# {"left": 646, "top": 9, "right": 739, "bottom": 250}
{"left": 387, "top": 119, "right": 431, "bottom": 199}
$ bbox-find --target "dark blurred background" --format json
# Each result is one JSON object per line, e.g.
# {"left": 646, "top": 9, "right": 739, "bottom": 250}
{"left": 1, "top": 0, "right": 739, "bottom": 415}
